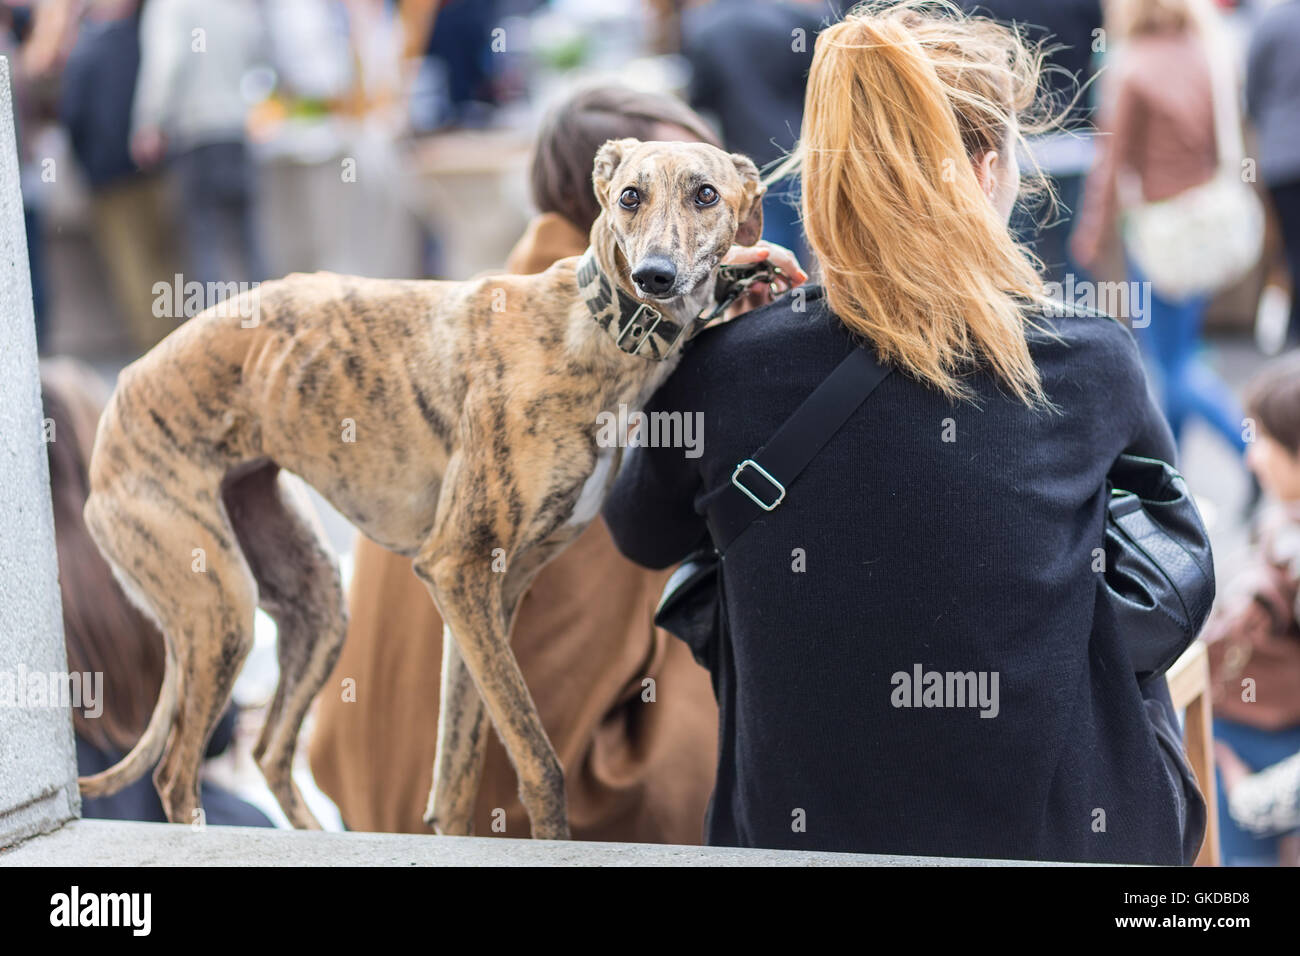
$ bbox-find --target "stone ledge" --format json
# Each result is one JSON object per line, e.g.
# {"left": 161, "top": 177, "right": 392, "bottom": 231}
{"left": 0, "top": 784, "right": 80, "bottom": 849}
{"left": 0, "top": 819, "right": 1051, "bottom": 866}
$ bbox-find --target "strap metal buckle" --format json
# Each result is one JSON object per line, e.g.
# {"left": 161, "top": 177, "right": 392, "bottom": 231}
{"left": 616, "top": 303, "right": 666, "bottom": 355}
{"left": 697, "top": 263, "right": 784, "bottom": 326}
{"left": 731, "top": 459, "right": 785, "bottom": 511}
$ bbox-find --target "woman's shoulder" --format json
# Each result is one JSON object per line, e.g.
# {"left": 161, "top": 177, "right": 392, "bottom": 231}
{"left": 675, "top": 286, "right": 1148, "bottom": 410}
{"left": 1028, "top": 296, "right": 1138, "bottom": 347}
{"left": 677, "top": 285, "right": 844, "bottom": 371}
{"left": 696, "top": 283, "right": 837, "bottom": 342}
{"left": 1023, "top": 297, "right": 1151, "bottom": 399}
{"left": 688, "top": 285, "right": 1142, "bottom": 368}
{"left": 651, "top": 285, "right": 849, "bottom": 416}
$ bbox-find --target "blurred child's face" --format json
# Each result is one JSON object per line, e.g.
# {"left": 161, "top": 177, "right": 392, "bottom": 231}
{"left": 1246, "top": 431, "right": 1300, "bottom": 502}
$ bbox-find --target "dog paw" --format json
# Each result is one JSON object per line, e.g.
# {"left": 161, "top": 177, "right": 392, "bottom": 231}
{"left": 425, "top": 808, "right": 473, "bottom": 836}
{"left": 531, "top": 819, "right": 572, "bottom": 841}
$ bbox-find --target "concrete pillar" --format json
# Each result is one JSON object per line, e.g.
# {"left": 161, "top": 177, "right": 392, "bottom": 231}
{"left": 0, "top": 56, "right": 80, "bottom": 846}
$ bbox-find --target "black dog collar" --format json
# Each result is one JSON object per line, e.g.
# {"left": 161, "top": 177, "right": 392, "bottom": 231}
{"left": 576, "top": 249, "right": 785, "bottom": 360}
{"left": 576, "top": 249, "right": 693, "bottom": 360}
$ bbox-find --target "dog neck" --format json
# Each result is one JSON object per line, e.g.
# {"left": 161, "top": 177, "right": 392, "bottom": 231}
{"left": 577, "top": 219, "right": 715, "bottom": 362}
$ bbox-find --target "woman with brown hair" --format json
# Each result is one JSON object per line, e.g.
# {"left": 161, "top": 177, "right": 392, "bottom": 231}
{"left": 604, "top": 1, "right": 1206, "bottom": 863}
{"left": 43, "top": 359, "right": 270, "bottom": 826}
{"left": 307, "top": 86, "right": 803, "bottom": 842}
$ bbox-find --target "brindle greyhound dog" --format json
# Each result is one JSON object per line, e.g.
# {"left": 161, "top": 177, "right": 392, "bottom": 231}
{"left": 78, "top": 139, "right": 765, "bottom": 839}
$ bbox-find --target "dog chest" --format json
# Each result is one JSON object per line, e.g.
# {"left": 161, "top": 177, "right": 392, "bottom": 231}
{"left": 567, "top": 448, "right": 616, "bottom": 528}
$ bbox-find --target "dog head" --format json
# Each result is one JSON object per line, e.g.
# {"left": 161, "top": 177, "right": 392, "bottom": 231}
{"left": 591, "top": 138, "right": 764, "bottom": 307}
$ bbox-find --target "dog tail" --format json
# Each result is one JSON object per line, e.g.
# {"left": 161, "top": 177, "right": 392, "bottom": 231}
{"left": 77, "top": 646, "right": 179, "bottom": 799}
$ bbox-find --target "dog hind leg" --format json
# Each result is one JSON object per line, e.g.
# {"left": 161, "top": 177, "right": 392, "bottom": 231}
{"left": 84, "top": 471, "right": 258, "bottom": 825}
{"left": 222, "top": 461, "right": 346, "bottom": 830}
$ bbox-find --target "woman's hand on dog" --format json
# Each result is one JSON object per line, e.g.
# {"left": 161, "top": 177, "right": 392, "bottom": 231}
{"left": 720, "top": 241, "right": 809, "bottom": 322}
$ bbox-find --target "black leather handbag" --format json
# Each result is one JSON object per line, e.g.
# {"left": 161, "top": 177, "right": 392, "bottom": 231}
{"left": 656, "top": 365, "right": 1216, "bottom": 684}
{"left": 1104, "top": 454, "right": 1215, "bottom": 679}
{"left": 655, "top": 550, "right": 724, "bottom": 673}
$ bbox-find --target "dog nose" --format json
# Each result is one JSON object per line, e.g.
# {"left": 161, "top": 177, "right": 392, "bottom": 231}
{"left": 631, "top": 258, "right": 677, "bottom": 296}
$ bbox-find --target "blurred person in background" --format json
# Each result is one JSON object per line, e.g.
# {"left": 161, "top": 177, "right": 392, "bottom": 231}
{"left": 15, "top": 0, "right": 77, "bottom": 76}
{"left": 1218, "top": 723, "right": 1300, "bottom": 861}
{"left": 309, "top": 86, "right": 727, "bottom": 843}
{"left": 42, "top": 358, "right": 271, "bottom": 827}
{"left": 681, "top": 0, "right": 831, "bottom": 265}
{"left": 1203, "top": 352, "right": 1300, "bottom": 864}
{"left": 1245, "top": 0, "right": 1300, "bottom": 347}
{"left": 958, "top": 0, "right": 1104, "bottom": 285}
{"left": 132, "top": 0, "right": 266, "bottom": 290}
{"left": 1, "top": 0, "right": 75, "bottom": 352}
{"left": 409, "top": 0, "right": 505, "bottom": 131}
{"left": 1072, "top": 0, "right": 1248, "bottom": 459}
{"left": 59, "top": 0, "right": 179, "bottom": 353}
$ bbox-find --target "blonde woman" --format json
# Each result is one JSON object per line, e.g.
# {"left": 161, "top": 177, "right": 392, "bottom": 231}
{"left": 605, "top": 1, "right": 1206, "bottom": 864}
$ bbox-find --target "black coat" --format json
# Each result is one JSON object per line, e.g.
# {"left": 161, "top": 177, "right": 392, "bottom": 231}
{"left": 603, "top": 286, "right": 1205, "bottom": 864}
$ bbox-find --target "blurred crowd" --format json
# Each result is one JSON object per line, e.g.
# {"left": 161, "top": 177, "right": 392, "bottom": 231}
{"left": 12, "top": 0, "right": 1300, "bottom": 863}
{"left": 7, "top": 0, "right": 517, "bottom": 358}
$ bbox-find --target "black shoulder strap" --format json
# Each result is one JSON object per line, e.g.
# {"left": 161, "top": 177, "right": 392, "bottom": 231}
{"left": 705, "top": 346, "right": 892, "bottom": 552}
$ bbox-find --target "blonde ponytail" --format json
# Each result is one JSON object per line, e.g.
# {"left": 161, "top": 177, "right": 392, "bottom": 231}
{"left": 790, "top": 1, "right": 1052, "bottom": 405}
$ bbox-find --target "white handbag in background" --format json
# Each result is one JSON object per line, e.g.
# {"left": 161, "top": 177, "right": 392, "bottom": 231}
{"left": 1123, "top": 32, "right": 1264, "bottom": 301}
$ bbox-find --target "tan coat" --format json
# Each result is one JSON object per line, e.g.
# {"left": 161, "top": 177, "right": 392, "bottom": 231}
{"left": 308, "top": 213, "right": 720, "bottom": 841}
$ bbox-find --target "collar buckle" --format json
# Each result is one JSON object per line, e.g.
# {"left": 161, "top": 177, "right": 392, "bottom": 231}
{"left": 578, "top": 249, "right": 688, "bottom": 360}
{"left": 614, "top": 300, "right": 677, "bottom": 356}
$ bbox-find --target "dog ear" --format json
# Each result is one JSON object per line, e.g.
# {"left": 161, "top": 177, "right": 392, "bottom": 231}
{"left": 593, "top": 138, "right": 641, "bottom": 208}
{"left": 730, "top": 153, "right": 766, "bottom": 247}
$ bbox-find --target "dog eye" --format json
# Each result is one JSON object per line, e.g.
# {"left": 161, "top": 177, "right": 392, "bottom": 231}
{"left": 695, "top": 185, "right": 719, "bottom": 207}
{"left": 618, "top": 188, "right": 640, "bottom": 210}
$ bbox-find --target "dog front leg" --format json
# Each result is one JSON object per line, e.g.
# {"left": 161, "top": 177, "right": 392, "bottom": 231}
{"left": 425, "top": 625, "right": 489, "bottom": 834}
{"left": 415, "top": 552, "right": 569, "bottom": 840}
